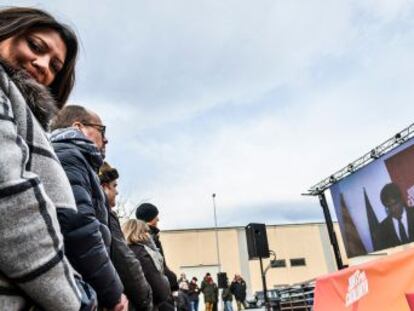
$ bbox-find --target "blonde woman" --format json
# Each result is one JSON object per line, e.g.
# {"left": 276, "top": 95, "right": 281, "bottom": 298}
{"left": 122, "top": 219, "right": 171, "bottom": 309}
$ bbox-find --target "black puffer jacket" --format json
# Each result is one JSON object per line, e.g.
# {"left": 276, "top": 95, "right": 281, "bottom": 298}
{"left": 129, "top": 239, "right": 171, "bottom": 308}
{"left": 230, "top": 280, "right": 247, "bottom": 301}
{"left": 51, "top": 128, "right": 123, "bottom": 309}
{"left": 108, "top": 207, "right": 153, "bottom": 311}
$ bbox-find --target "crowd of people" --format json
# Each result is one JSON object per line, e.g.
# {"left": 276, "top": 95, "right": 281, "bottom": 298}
{"left": 0, "top": 6, "right": 249, "bottom": 311}
{"left": 176, "top": 273, "right": 248, "bottom": 311}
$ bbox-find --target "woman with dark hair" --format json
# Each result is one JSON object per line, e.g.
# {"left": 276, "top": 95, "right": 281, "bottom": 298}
{"left": 0, "top": 6, "right": 87, "bottom": 311}
{"left": 122, "top": 219, "right": 171, "bottom": 310}
{"left": 0, "top": 6, "right": 78, "bottom": 106}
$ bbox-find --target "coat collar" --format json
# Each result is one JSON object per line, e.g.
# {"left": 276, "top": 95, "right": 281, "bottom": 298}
{"left": 149, "top": 224, "right": 160, "bottom": 235}
{"left": 50, "top": 127, "right": 104, "bottom": 171}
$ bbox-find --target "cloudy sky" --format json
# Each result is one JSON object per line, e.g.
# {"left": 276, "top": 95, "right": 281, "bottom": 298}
{"left": 12, "top": 0, "right": 414, "bottom": 229}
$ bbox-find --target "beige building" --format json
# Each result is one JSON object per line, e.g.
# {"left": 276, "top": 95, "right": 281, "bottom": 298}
{"left": 160, "top": 222, "right": 349, "bottom": 296}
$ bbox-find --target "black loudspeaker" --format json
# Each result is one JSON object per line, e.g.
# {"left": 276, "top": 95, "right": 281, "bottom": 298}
{"left": 217, "top": 272, "right": 228, "bottom": 288}
{"left": 245, "top": 223, "right": 270, "bottom": 260}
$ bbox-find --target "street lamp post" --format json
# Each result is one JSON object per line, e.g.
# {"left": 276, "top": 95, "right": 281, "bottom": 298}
{"left": 212, "top": 193, "right": 221, "bottom": 272}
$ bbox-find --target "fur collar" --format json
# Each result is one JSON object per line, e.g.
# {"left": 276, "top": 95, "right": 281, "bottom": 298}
{"left": 0, "top": 58, "right": 58, "bottom": 129}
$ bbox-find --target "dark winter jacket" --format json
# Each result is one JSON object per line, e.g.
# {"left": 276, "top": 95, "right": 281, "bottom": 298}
{"left": 177, "top": 290, "right": 191, "bottom": 311}
{"left": 51, "top": 128, "right": 123, "bottom": 309}
{"left": 188, "top": 282, "right": 200, "bottom": 301}
{"left": 0, "top": 59, "right": 82, "bottom": 310}
{"left": 222, "top": 288, "right": 233, "bottom": 301}
{"left": 202, "top": 282, "right": 218, "bottom": 303}
{"left": 230, "top": 280, "right": 247, "bottom": 301}
{"left": 129, "top": 239, "right": 171, "bottom": 308}
{"left": 149, "top": 225, "right": 179, "bottom": 292}
{"left": 108, "top": 207, "right": 153, "bottom": 311}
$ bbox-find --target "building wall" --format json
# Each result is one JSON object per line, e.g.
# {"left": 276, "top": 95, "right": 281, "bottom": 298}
{"left": 160, "top": 222, "right": 348, "bottom": 295}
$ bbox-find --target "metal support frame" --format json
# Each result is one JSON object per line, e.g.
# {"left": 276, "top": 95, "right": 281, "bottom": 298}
{"left": 302, "top": 123, "right": 414, "bottom": 270}
{"left": 319, "top": 193, "right": 344, "bottom": 270}
{"left": 306, "top": 123, "right": 414, "bottom": 196}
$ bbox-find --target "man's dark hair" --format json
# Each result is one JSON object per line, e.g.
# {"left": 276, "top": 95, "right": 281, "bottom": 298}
{"left": 380, "top": 183, "right": 403, "bottom": 206}
{"left": 50, "top": 105, "right": 93, "bottom": 130}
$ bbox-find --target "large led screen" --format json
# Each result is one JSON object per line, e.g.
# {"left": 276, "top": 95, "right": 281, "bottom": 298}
{"left": 330, "top": 137, "right": 414, "bottom": 257}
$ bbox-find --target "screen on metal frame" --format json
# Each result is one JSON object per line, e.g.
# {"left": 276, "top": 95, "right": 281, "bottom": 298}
{"left": 330, "top": 137, "right": 414, "bottom": 257}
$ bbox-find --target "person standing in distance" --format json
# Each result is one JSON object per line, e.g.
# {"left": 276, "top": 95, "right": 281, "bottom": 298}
{"left": 230, "top": 275, "right": 247, "bottom": 311}
{"left": 188, "top": 277, "right": 200, "bottom": 311}
{"left": 221, "top": 279, "right": 233, "bottom": 311}
{"left": 201, "top": 276, "right": 218, "bottom": 311}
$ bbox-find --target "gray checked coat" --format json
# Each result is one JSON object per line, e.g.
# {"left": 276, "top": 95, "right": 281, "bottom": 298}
{"left": 0, "top": 60, "right": 82, "bottom": 310}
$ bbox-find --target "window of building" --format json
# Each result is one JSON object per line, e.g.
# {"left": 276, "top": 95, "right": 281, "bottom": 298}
{"left": 290, "top": 258, "right": 306, "bottom": 267}
{"left": 270, "top": 259, "right": 286, "bottom": 268}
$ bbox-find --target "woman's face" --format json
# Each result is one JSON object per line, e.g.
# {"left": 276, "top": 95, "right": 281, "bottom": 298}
{"left": 0, "top": 28, "right": 66, "bottom": 86}
{"left": 102, "top": 180, "right": 118, "bottom": 208}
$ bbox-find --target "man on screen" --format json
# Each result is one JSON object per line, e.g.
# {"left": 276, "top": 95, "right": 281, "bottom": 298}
{"left": 375, "top": 183, "right": 414, "bottom": 250}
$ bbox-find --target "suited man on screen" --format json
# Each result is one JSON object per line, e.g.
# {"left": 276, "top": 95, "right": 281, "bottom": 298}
{"left": 375, "top": 183, "right": 414, "bottom": 250}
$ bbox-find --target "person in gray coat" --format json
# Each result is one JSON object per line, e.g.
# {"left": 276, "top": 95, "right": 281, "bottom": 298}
{"left": 0, "top": 7, "right": 87, "bottom": 311}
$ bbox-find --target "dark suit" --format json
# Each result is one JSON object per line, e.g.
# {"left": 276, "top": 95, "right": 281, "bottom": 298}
{"left": 375, "top": 207, "right": 414, "bottom": 250}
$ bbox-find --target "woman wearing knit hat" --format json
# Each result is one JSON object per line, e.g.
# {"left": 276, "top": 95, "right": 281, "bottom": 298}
{"left": 100, "top": 162, "right": 153, "bottom": 311}
{"left": 136, "top": 203, "right": 179, "bottom": 310}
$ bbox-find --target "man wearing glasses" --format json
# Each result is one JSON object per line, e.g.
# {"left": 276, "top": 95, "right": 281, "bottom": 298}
{"left": 50, "top": 105, "right": 128, "bottom": 311}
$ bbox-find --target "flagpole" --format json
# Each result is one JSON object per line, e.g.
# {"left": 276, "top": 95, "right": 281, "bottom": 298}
{"left": 319, "top": 192, "right": 344, "bottom": 270}
{"left": 212, "top": 193, "right": 221, "bottom": 272}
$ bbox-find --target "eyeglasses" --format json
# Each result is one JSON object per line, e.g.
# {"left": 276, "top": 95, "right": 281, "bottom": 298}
{"left": 82, "top": 123, "right": 106, "bottom": 137}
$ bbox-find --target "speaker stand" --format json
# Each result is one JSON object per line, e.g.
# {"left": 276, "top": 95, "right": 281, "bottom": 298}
{"left": 259, "top": 256, "right": 270, "bottom": 310}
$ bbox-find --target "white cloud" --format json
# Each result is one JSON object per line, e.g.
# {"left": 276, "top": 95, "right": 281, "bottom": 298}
{"left": 354, "top": 0, "right": 413, "bottom": 22}
{"left": 12, "top": 0, "right": 414, "bottom": 229}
